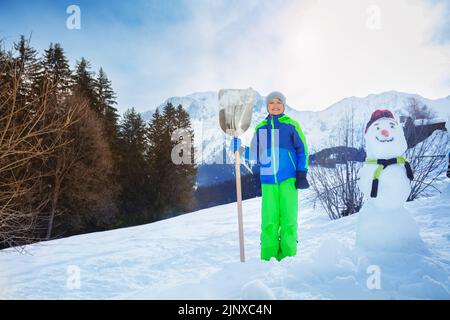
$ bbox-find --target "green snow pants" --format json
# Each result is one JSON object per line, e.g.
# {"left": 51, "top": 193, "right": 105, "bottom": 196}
{"left": 260, "top": 177, "right": 298, "bottom": 261}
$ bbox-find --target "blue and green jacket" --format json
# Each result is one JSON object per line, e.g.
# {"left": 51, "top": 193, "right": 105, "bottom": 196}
{"left": 244, "top": 113, "right": 309, "bottom": 184}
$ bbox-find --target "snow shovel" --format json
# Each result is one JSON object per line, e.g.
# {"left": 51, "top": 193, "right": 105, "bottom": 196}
{"left": 218, "top": 88, "right": 256, "bottom": 262}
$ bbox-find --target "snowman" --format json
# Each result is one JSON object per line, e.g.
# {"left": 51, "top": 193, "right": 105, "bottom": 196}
{"left": 356, "top": 109, "right": 422, "bottom": 251}
{"left": 358, "top": 109, "right": 414, "bottom": 210}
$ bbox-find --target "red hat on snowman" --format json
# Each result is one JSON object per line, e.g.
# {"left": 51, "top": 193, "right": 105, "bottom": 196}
{"left": 365, "top": 109, "right": 395, "bottom": 133}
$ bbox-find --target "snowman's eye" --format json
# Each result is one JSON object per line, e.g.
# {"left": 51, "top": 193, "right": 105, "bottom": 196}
{"left": 376, "top": 127, "right": 380, "bottom": 130}
{"left": 390, "top": 124, "right": 394, "bottom": 129}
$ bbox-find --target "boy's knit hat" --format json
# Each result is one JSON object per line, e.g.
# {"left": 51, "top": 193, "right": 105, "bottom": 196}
{"left": 265, "top": 91, "right": 286, "bottom": 112}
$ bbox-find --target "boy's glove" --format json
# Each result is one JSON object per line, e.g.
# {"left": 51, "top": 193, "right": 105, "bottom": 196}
{"left": 230, "top": 137, "right": 242, "bottom": 153}
{"left": 295, "top": 171, "right": 310, "bottom": 189}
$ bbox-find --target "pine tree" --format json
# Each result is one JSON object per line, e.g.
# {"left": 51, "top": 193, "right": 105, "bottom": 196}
{"left": 0, "top": 40, "right": 4, "bottom": 61}
{"left": 95, "top": 67, "right": 120, "bottom": 154}
{"left": 147, "top": 104, "right": 176, "bottom": 216}
{"left": 172, "top": 104, "right": 197, "bottom": 212}
{"left": 146, "top": 108, "right": 165, "bottom": 164}
{"left": 72, "top": 57, "right": 97, "bottom": 110}
{"left": 0, "top": 40, "right": 10, "bottom": 90}
{"left": 145, "top": 108, "right": 165, "bottom": 219}
{"left": 118, "top": 108, "right": 149, "bottom": 224}
{"left": 39, "top": 43, "right": 72, "bottom": 104}
{"left": 42, "top": 43, "right": 55, "bottom": 75}
{"left": 146, "top": 103, "right": 197, "bottom": 218}
{"left": 14, "top": 35, "right": 39, "bottom": 77}
{"left": 13, "top": 35, "right": 41, "bottom": 106}
{"left": 95, "top": 68, "right": 116, "bottom": 116}
{"left": 47, "top": 43, "right": 72, "bottom": 93}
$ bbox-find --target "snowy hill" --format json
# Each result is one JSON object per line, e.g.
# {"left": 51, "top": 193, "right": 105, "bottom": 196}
{"left": 1, "top": 179, "right": 449, "bottom": 299}
{"left": 142, "top": 90, "right": 450, "bottom": 163}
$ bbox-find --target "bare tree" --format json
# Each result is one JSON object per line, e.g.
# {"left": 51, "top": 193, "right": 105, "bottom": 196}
{"left": 309, "top": 106, "right": 365, "bottom": 220}
{"left": 46, "top": 97, "right": 119, "bottom": 238}
{"left": 0, "top": 56, "right": 77, "bottom": 249}
{"left": 406, "top": 129, "right": 449, "bottom": 201}
{"left": 402, "top": 98, "right": 449, "bottom": 200}
{"left": 44, "top": 93, "right": 86, "bottom": 240}
{"left": 1, "top": 38, "right": 119, "bottom": 249}
{"left": 405, "top": 126, "right": 450, "bottom": 201}
{"left": 405, "top": 97, "right": 436, "bottom": 120}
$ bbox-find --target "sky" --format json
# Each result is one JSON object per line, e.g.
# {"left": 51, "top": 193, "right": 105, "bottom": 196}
{"left": 0, "top": 0, "right": 449, "bottom": 114}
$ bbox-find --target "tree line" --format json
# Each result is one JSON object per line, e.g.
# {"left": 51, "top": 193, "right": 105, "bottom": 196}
{"left": 0, "top": 35, "right": 196, "bottom": 249}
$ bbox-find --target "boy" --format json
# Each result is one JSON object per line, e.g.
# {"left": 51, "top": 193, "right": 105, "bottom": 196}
{"left": 231, "top": 91, "right": 309, "bottom": 261}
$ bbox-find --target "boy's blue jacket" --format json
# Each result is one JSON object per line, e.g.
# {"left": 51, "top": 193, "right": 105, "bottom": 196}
{"left": 244, "top": 113, "right": 309, "bottom": 185}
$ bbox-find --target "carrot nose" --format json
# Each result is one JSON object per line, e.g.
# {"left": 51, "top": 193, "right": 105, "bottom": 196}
{"left": 381, "top": 129, "right": 390, "bottom": 137}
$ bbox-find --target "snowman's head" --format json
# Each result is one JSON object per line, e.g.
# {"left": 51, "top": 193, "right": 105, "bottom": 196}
{"left": 365, "top": 110, "right": 407, "bottom": 159}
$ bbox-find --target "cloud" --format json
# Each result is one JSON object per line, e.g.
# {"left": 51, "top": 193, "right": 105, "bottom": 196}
{"left": 1, "top": 0, "right": 448, "bottom": 113}
{"left": 131, "top": 0, "right": 450, "bottom": 113}
{"left": 425, "top": 0, "right": 450, "bottom": 45}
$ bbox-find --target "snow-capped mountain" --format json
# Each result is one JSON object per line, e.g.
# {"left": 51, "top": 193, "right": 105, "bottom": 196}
{"left": 142, "top": 91, "right": 450, "bottom": 163}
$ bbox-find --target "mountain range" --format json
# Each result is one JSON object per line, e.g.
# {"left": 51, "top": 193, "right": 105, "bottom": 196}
{"left": 141, "top": 90, "right": 449, "bottom": 185}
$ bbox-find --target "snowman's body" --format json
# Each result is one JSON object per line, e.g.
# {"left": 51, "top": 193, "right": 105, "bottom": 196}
{"left": 356, "top": 114, "right": 422, "bottom": 251}
{"left": 358, "top": 164, "right": 410, "bottom": 210}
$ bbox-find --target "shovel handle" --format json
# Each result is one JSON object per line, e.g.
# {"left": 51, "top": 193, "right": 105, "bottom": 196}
{"left": 235, "top": 146, "right": 245, "bottom": 262}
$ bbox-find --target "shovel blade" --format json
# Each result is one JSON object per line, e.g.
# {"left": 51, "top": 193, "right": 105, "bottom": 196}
{"left": 219, "top": 88, "right": 256, "bottom": 136}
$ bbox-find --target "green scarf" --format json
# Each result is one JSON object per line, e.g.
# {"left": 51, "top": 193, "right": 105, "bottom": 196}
{"left": 365, "top": 156, "right": 414, "bottom": 198}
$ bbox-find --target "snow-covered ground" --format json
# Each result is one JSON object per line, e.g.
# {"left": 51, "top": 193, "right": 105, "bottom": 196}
{"left": 1, "top": 180, "right": 449, "bottom": 300}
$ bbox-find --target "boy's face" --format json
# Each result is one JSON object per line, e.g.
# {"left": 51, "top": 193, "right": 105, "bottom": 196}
{"left": 268, "top": 98, "right": 284, "bottom": 115}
